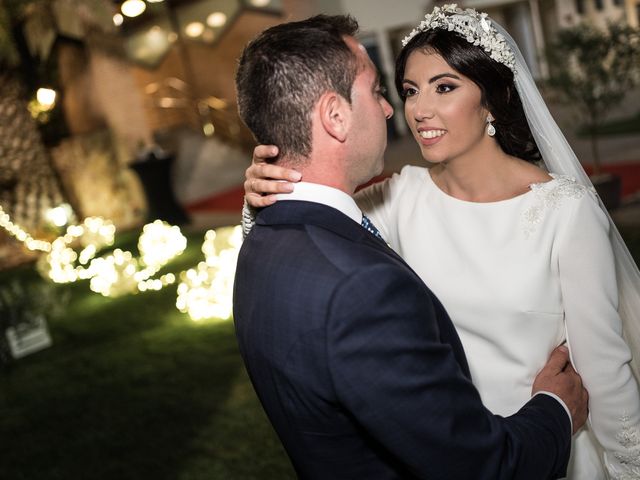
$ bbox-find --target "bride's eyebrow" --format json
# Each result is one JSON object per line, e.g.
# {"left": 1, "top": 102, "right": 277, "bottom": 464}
{"left": 402, "top": 73, "right": 462, "bottom": 86}
{"left": 428, "top": 73, "right": 461, "bottom": 83}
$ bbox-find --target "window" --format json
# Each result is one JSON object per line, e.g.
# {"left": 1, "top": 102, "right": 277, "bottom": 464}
{"left": 575, "top": 0, "right": 585, "bottom": 14}
{"left": 594, "top": 0, "right": 604, "bottom": 10}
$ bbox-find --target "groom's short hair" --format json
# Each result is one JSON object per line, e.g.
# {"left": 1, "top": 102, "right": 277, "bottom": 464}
{"left": 236, "top": 15, "right": 359, "bottom": 165}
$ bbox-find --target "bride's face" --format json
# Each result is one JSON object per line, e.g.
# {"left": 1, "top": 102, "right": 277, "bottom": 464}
{"left": 401, "top": 50, "right": 490, "bottom": 165}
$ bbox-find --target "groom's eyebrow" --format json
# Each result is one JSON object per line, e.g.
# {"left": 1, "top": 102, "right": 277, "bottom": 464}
{"left": 372, "top": 71, "right": 382, "bottom": 91}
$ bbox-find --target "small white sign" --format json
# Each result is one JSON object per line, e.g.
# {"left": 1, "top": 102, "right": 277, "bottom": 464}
{"left": 5, "top": 315, "right": 52, "bottom": 359}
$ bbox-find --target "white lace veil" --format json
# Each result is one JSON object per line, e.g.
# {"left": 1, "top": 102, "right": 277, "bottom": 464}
{"left": 492, "top": 23, "right": 640, "bottom": 381}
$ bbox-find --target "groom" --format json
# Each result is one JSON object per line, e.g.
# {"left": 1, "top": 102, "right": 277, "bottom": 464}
{"left": 233, "top": 15, "right": 587, "bottom": 479}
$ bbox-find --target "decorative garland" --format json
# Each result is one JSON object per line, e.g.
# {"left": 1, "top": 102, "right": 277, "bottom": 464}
{"left": 0, "top": 204, "right": 241, "bottom": 321}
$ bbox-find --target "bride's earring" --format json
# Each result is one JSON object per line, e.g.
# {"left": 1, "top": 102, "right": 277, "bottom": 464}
{"left": 486, "top": 114, "right": 496, "bottom": 137}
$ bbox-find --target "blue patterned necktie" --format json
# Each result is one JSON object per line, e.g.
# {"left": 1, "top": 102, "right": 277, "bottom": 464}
{"left": 361, "top": 214, "right": 384, "bottom": 241}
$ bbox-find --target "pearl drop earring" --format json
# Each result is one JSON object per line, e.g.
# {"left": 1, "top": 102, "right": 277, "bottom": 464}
{"left": 486, "top": 114, "right": 496, "bottom": 137}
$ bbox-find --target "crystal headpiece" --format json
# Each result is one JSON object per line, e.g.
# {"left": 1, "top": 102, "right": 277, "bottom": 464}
{"left": 401, "top": 4, "right": 516, "bottom": 73}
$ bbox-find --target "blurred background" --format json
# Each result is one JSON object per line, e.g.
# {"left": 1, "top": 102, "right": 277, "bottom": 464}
{"left": 0, "top": 1, "right": 639, "bottom": 478}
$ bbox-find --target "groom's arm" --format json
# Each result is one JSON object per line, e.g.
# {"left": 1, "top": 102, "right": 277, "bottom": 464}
{"left": 327, "top": 262, "right": 572, "bottom": 480}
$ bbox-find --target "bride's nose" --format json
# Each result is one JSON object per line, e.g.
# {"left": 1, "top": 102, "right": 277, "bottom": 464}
{"left": 412, "top": 94, "right": 435, "bottom": 121}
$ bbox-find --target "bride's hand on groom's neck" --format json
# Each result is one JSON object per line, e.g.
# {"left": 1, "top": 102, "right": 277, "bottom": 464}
{"left": 245, "top": 145, "right": 302, "bottom": 208}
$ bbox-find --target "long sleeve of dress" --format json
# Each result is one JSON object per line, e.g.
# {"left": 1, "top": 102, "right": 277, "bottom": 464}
{"left": 557, "top": 192, "right": 640, "bottom": 479}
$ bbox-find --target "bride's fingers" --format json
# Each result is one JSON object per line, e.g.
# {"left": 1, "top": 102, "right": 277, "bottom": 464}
{"left": 247, "top": 163, "right": 302, "bottom": 183}
{"left": 244, "top": 177, "right": 295, "bottom": 195}
{"left": 246, "top": 192, "right": 279, "bottom": 208}
{"left": 253, "top": 145, "right": 279, "bottom": 164}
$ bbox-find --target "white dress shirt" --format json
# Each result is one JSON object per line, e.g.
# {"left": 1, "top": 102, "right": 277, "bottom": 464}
{"left": 276, "top": 182, "right": 363, "bottom": 225}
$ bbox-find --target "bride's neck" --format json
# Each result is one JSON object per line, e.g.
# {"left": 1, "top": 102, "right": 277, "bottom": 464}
{"left": 431, "top": 146, "right": 521, "bottom": 202}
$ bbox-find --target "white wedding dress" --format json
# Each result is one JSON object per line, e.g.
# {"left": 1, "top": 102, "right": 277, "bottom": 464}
{"left": 357, "top": 165, "right": 640, "bottom": 479}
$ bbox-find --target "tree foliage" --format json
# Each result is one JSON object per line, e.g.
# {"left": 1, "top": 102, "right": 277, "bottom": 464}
{"left": 547, "top": 22, "right": 640, "bottom": 172}
{"left": 0, "top": 0, "right": 20, "bottom": 69}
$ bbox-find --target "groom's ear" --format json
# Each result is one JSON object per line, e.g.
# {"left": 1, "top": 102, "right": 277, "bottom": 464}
{"left": 318, "top": 91, "right": 351, "bottom": 143}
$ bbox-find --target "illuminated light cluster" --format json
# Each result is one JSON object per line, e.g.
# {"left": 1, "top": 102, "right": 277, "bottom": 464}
{"left": 40, "top": 217, "right": 187, "bottom": 295}
{"left": 0, "top": 204, "right": 244, "bottom": 321}
{"left": 138, "top": 220, "right": 187, "bottom": 269}
{"left": 89, "top": 249, "right": 140, "bottom": 297}
{"left": 0, "top": 204, "right": 52, "bottom": 252}
{"left": 80, "top": 217, "right": 116, "bottom": 249}
{"left": 176, "top": 226, "right": 242, "bottom": 321}
{"left": 139, "top": 273, "right": 176, "bottom": 292}
{"left": 61, "top": 220, "right": 184, "bottom": 296}
{"left": 42, "top": 217, "right": 116, "bottom": 283}
{"left": 45, "top": 203, "right": 74, "bottom": 228}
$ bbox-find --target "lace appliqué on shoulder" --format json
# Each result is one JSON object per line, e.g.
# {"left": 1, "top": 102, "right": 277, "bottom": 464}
{"left": 520, "top": 174, "right": 595, "bottom": 238}
{"left": 607, "top": 414, "right": 640, "bottom": 480}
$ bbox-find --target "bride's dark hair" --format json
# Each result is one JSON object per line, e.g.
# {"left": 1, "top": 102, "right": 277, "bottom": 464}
{"left": 395, "top": 29, "right": 541, "bottom": 164}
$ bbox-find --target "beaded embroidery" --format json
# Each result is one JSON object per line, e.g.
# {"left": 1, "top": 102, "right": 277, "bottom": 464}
{"left": 520, "top": 174, "right": 594, "bottom": 238}
{"left": 402, "top": 4, "right": 516, "bottom": 72}
{"left": 608, "top": 414, "right": 640, "bottom": 479}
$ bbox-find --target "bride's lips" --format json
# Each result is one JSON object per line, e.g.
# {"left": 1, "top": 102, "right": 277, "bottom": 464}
{"left": 416, "top": 127, "right": 446, "bottom": 146}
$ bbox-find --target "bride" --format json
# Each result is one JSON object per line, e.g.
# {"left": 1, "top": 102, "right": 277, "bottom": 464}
{"left": 242, "top": 5, "right": 640, "bottom": 479}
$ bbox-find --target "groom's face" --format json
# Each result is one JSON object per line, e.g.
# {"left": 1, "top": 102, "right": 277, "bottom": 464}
{"left": 343, "top": 36, "right": 394, "bottom": 185}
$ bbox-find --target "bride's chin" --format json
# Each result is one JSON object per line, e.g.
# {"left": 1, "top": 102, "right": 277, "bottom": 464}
{"left": 421, "top": 155, "right": 446, "bottom": 168}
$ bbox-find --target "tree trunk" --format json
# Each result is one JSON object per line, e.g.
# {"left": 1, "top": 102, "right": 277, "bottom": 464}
{"left": 0, "top": 72, "right": 72, "bottom": 268}
{"left": 589, "top": 128, "right": 601, "bottom": 176}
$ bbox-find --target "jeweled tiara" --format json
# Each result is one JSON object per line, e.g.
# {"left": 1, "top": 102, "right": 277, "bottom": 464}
{"left": 401, "top": 4, "right": 516, "bottom": 73}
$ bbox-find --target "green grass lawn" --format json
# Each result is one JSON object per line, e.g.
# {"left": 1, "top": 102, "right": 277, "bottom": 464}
{"left": 1, "top": 225, "right": 640, "bottom": 480}
{"left": 0, "top": 229, "right": 295, "bottom": 480}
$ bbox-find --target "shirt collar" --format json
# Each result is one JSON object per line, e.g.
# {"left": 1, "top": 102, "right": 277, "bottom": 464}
{"left": 276, "top": 182, "right": 362, "bottom": 224}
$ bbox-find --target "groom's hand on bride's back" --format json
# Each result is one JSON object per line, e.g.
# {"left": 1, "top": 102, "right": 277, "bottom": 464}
{"left": 532, "top": 345, "right": 589, "bottom": 434}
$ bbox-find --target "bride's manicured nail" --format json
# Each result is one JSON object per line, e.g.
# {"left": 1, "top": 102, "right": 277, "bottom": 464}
{"left": 291, "top": 172, "right": 302, "bottom": 181}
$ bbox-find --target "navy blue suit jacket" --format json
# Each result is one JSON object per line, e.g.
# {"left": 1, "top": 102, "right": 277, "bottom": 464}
{"left": 233, "top": 200, "right": 570, "bottom": 479}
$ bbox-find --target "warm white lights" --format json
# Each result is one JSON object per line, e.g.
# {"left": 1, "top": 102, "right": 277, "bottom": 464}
{"left": 36, "top": 88, "right": 57, "bottom": 110}
{"left": 176, "top": 226, "right": 242, "bottom": 321}
{"left": 0, "top": 206, "right": 243, "bottom": 321}
{"left": 43, "top": 217, "right": 116, "bottom": 284}
{"left": 121, "top": 0, "right": 146, "bottom": 18}
{"left": 185, "top": 21, "right": 204, "bottom": 38}
{"left": 138, "top": 220, "right": 187, "bottom": 270}
{"left": 145, "top": 25, "right": 169, "bottom": 49}
{"left": 206, "top": 12, "right": 227, "bottom": 28}
{"left": 250, "top": 0, "right": 271, "bottom": 6}
{"left": 113, "top": 13, "right": 124, "bottom": 26}
{"left": 0, "top": 205, "right": 51, "bottom": 252}
{"left": 45, "top": 203, "right": 73, "bottom": 228}
{"left": 203, "top": 122, "right": 215, "bottom": 136}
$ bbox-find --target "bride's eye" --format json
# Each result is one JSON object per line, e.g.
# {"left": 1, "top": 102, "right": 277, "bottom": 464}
{"left": 402, "top": 86, "right": 418, "bottom": 98}
{"left": 436, "top": 83, "right": 457, "bottom": 94}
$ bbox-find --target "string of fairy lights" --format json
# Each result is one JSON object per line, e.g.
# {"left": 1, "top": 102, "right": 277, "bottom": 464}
{"left": 0, "top": 203, "right": 242, "bottom": 321}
